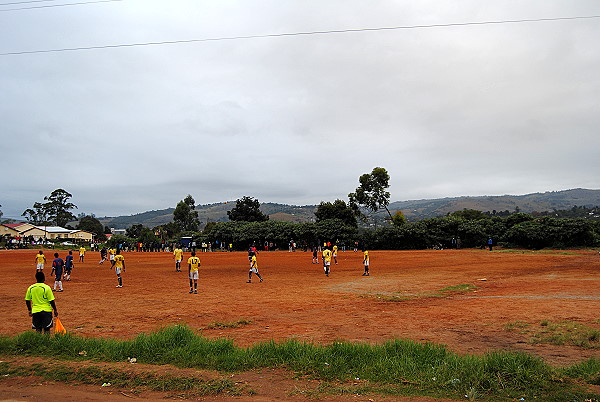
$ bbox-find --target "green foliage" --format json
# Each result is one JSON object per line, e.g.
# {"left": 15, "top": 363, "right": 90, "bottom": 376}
{"left": 202, "top": 219, "right": 357, "bottom": 249}
{"left": 106, "top": 234, "right": 135, "bottom": 249}
{"left": 315, "top": 199, "right": 357, "bottom": 227}
{"left": 22, "top": 189, "right": 77, "bottom": 226}
{"left": 77, "top": 215, "right": 106, "bottom": 241}
{"left": 227, "top": 196, "right": 269, "bottom": 222}
{"left": 391, "top": 210, "right": 407, "bottom": 227}
{"left": 450, "top": 209, "right": 488, "bottom": 220}
{"left": 173, "top": 195, "right": 200, "bottom": 232}
{"left": 348, "top": 167, "right": 393, "bottom": 221}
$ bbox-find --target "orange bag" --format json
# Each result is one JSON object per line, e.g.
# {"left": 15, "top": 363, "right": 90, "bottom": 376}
{"left": 55, "top": 317, "right": 66, "bottom": 335}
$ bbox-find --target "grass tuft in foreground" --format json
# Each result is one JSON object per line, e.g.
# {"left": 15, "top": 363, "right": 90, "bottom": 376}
{"left": 0, "top": 360, "right": 244, "bottom": 396}
{"left": 0, "top": 325, "right": 598, "bottom": 401}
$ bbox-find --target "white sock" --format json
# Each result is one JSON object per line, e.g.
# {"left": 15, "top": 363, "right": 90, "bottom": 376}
{"left": 59, "top": 281, "right": 63, "bottom": 290}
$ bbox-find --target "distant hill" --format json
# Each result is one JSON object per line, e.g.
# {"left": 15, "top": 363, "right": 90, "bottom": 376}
{"left": 98, "top": 202, "right": 318, "bottom": 229}
{"left": 390, "top": 188, "right": 600, "bottom": 220}
{"left": 98, "top": 188, "right": 600, "bottom": 229}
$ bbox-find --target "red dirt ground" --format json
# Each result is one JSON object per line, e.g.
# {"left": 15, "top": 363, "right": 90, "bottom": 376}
{"left": 1, "top": 248, "right": 599, "bottom": 400}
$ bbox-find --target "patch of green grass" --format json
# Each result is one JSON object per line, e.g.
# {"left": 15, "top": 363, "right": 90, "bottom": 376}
{"left": 530, "top": 321, "right": 600, "bottom": 349}
{"left": 437, "top": 284, "right": 479, "bottom": 293}
{"left": 505, "top": 321, "right": 531, "bottom": 333}
{"left": 0, "top": 325, "right": 598, "bottom": 401}
{"left": 0, "top": 360, "right": 242, "bottom": 396}
{"left": 505, "top": 320, "right": 600, "bottom": 349}
{"left": 204, "top": 319, "right": 253, "bottom": 330}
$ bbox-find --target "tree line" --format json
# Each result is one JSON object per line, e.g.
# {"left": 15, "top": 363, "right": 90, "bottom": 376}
{"left": 10, "top": 169, "right": 600, "bottom": 250}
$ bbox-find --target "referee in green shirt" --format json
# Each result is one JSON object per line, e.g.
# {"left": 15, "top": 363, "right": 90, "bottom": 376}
{"left": 25, "top": 272, "right": 58, "bottom": 333}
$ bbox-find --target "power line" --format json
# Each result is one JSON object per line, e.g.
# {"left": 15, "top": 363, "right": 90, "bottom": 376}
{"left": 0, "top": 0, "right": 59, "bottom": 5}
{"left": 0, "top": 0, "right": 121, "bottom": 11}
{"left": 1, "top": 14, "right": 599, "bottom": 56}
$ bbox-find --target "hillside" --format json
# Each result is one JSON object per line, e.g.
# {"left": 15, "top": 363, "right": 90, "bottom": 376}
{"left": 391, "top": 188, "right": 600, "bottom": 220}
{"left": 97, "top": 188, "right": 600, "bottom": 229}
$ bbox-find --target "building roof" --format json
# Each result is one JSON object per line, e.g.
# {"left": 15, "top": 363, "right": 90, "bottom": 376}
{"left": 3, "top": 223, "right": 27, "bottom": 229}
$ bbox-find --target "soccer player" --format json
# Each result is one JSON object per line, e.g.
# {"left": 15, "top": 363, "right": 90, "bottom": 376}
{"left": 99, "top": 247, "right": 108, "bottom": 264}
{"left": 332, "top": 244, "right": 339, "bottom": 265}
{"left": 322, "top": 247, "right": 332, "bottom": 277}
{"left": 187, "top": 251, "right": 201, "bottom": 294}
{"left": 35, "top": 250, "right": 46, "bottom": 272}
{"left": 50, "top": 252, "right": 64, "bottom": 292}
{"left": 113, "top": 250, "right": 126, "bottom": 287}
{"left": 79, "top": 246, "right": 86, "bottom": 262}
{"left": 173, "top": 246, "right": 184, "bottom": 272}
{"left": 64, "top": 250, "right": 74, "bottom": 281}
{"left": 25, "top": 271, "right": 58, "bottom": 333}
{"left": 312, "top": 245, "right": 319, "bottom": 264}
{"left": 247, "top": 244, "right": 257, "bottom": 262}
{"left": 362, "top": 249, "right": 370, "bottom": 276}
{"left": 108, "top": 247, "right": 117, "bottom": 268}
{"left": 247, "top": 253, "right": 263, "bottom": 283}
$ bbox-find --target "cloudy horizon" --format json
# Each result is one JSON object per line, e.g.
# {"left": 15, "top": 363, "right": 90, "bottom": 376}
{"left": 2, "top": 1, "right": 599, "bottom": 220}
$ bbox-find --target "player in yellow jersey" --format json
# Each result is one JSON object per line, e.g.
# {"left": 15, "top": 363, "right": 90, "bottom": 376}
{"left": 108, "top": 248, "right": 117, "bottom": 268}
{"left": 322, "top": 247, "right": 332, "bottom": 277}
{"left": 173, "top": 247, "right": 184, "bottom": 272}
{"left": 332, "top": 244, "right": 338, "bottom": 265}
{"left": 113, "top": 251, "right": 126, "bottom": 287}
{"left": 247, "top": 254, "right": 263, "bottom": 283}
{"left": 187, "top": 251, "right": 201, "bottom": 294}
{"left": 35, "top": 250, "right": 46, "bottom": 272}
{"left": 79, "top": 246, "right": 85, "bottom": 262}
{"left": 362, "top": 249, "right": 370, "bottom": 276}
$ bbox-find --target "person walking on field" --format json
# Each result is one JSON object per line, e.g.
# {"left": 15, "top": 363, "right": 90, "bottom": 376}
{"left": 25, "top": 271, "right": 58, "bottom": 333}
{"left": 50, "top": 252, "right": 64, "bottom": 292}
{"left": 247, "top": 253, "right": 263, "bottom": 283}
{"left": 362, "top": 249, "right": 370, "bottom": 276}
{"left": 64, "top": 250, "right": 74, "bottom": 281}
{"left": 35, "top": 250, "right": 46, "bottom": 272}
{"left": 322, "top": 247, "right": 332, "bottom": 277}
{"left": 113, "top": 250, "right": 126, "bottom": 288}
{"left": 312, "top": 245, "right": 319, "bottom": 264}
{"left": 332, "top": 244, "right": 339, "bottom": 265}
{"left": 173, "top": 246, "right": 184, "bottom": 272}
{"left": 187, "top": 251, "right": 201, "bottom": 294}
{"left": 79, "top": 246, "right": 86, "bottom": 262}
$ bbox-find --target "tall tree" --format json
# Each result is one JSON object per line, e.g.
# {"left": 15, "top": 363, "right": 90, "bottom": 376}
{"left": 173, "top": 195, "right": 200, "bottom": 232}
{"left": 348, "top": 167, "right": 393, "bottom": 221}
{"left": 315, "top": 199, "right": 357, "bottom": 227}
{"left": 22, "top": 189, "right": 77, "bottom": 226}
{"left": 227, "top": 196, "right": 269, "bottom": 222}
{"left": 77, "top": 215, "right": 106, "bottom": 241}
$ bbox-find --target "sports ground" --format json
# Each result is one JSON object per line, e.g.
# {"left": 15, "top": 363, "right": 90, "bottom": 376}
{"left": 1, "top": 248, "right": 599, "bottom": 400}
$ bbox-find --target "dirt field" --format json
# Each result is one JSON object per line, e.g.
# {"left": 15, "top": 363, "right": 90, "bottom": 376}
{"left": 1, "top": 248, "right": 599, "bottom": 400}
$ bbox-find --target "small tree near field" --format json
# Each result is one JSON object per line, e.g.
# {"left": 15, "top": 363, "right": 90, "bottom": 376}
{"left": 348, "top": 167, "right": 393, "bottom": 222}
{"left": 227, "top": 196, "right": 269, "bottom": 222}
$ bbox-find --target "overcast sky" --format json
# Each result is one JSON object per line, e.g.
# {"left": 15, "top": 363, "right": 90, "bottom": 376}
{"left": 1, "top": 0, "right": 599, "bottom": 219}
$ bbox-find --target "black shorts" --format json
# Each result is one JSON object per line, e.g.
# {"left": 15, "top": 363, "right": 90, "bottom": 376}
{"left": 32, "top": 311, "right": 53, "bottom": 330}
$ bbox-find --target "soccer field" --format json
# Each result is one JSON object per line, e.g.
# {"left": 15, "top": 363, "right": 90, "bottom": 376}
{"left": 3, "top": 248, "right": 599, "bottom": 365}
